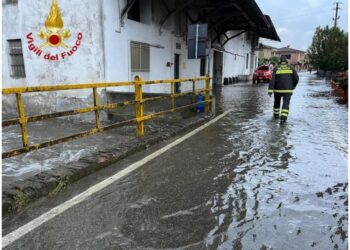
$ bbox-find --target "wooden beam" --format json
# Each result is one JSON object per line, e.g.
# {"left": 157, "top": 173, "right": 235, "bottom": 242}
{"left": 222, "top": 30, "right": 246, "bottom": 46}
{"left": 120, "top": 0, "right": 136, "bottom": 27}
{"left": 159, "top": 0, "right": 171, "bottom": 13}
{"left": 231, "top": 2, "right": 256, "bottom": 28}
{"left": 223, "top": 32, "right": 229, "bottom": 40}
{"left": 183, "top": 8, "right": 195, "bottom": 23}
{"left": 159, "top": 0, "right": 196, "bottom": 31}
{"left": 211, "top": 28, "right": 223, "bottom": 44}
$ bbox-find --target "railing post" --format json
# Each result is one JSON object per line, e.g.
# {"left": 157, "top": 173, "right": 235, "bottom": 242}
{"left": 16, "top": 93, "right": 29, "bottom": 148}
{"left": 171, "top": 82, "right": 175, "bottom": 111}
{"left": 93, "top": 88, "right": 100, "bottom": 130}
{"left": 192, "top": 80, "right": 196, "bottom": 103}
{"left": 134, "top": 75, "right": 144, "bottom": 137}
{"left": 205, "top": 74, "right": 211, "bottom": 112}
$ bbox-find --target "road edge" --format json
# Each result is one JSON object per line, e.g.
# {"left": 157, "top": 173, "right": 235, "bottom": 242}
{"left": 2, "top": 113, "right": 214, "bottom": 217}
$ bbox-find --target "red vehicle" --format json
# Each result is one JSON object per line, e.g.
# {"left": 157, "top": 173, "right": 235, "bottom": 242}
{"left": 253, "top": 65, "right": 272, "bottom": 84}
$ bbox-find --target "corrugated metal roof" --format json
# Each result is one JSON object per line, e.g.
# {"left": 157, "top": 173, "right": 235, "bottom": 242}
{"left": 177, "top": 0, "right": 281, "bottom": 42}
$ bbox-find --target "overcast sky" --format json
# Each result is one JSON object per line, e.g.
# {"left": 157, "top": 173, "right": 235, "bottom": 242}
{"left": 255, "top": 0, "right": 348, "bottom": 51}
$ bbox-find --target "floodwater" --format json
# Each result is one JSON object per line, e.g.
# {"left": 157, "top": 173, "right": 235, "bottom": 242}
{"left": 2, "top": 119, "right": 135, "bottom": 185}
{"left": 3, "top": 72, "right": 348, "bottom": 249}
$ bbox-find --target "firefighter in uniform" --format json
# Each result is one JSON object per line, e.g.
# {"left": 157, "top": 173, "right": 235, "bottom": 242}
{"left": 268, "top": 56, "right": 299, "bottom": 124}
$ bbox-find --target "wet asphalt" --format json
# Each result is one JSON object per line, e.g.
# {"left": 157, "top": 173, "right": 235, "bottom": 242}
{"left": 2, "top": 72, "right": 348, "bottom": 250}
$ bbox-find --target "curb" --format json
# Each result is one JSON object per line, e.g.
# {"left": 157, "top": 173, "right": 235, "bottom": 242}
{"left": 2, "top": 114, "right": 214, "bottom": 216}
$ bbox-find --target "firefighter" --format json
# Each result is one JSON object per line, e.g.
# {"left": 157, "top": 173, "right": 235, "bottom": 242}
{"left": 268, "top": 56, "right": 299, "bottom": 124}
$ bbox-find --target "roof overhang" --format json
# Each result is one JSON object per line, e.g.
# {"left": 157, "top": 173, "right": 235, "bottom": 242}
{"left": 177, "top": 0, "right": 280, "bottom": 42}
{"left": 259, "top": 15, "right": 280, "bottom": 41}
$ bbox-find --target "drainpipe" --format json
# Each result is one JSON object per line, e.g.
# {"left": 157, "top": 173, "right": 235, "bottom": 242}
{"left": 99, "top": 0, "right": 106, "bottom": 82}
{"left": 99, "top": 0, "right": 107, "bottom": 107}
{"left": 115, "top": 0, "right": 122, "bottom": 33}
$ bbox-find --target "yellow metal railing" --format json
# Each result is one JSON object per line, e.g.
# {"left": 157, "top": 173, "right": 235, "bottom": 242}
{"left": 2, "top": 75, "right": 212, "bottom": 159}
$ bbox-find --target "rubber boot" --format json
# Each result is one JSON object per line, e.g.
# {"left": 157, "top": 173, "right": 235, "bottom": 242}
{"left": 280, "top": 116, "right": 287, "bottom": 125}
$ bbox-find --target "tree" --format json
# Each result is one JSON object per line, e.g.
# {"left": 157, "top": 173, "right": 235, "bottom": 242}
{"left": 307, "top": 26, "right": 348, "bottom": 71}
{"left": 269, "top": 56, "right": 280, "bottom": 66}
{"left": 258, "top": 57, "right": 269, "bottom": 65}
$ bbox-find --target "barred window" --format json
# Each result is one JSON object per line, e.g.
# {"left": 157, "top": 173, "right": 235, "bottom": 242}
{"left": 4, "top": 0, "right": 18, "bottom": 4}
{"left": 130, "top": 42, "right": 150, "bottom": 72}
{"left": 8, "top": 39, "right": 26, "bottom": 78}
{"left": 246, "top": 53, "right": 249, "bottom": 69}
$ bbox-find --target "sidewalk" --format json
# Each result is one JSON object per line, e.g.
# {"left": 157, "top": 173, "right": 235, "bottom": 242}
{"left": 2, "top": 113, "right": 213, "bottom": 216}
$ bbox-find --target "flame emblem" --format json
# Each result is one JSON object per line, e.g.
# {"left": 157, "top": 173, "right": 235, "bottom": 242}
{"left": 38, "top": 0, "right": 71, "bottom": 48}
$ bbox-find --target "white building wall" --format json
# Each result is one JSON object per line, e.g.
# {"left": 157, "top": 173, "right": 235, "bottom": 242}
{"left": 2, "top": 3, "right": 21, "bottom": 89}
{"left": 102, "top": 0, "right": 203, "bottom": 94}
{"left": 2, "top": 0, "right": 259, "bottom": 115}
{"left": 2, "top": 0, "right": 105, "bottom": 117}
{"left": 3, "top": 0, "right": 256, "bottom": 92}
{"left": 221, "top": 31, "right": 257, "bottom": 80}
{"left": 2, "top": 1, "right": 104, "bottom": 89}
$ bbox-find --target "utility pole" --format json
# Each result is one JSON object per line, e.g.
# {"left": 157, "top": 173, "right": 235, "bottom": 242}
{"left": 333, "top": 2, "right": 342, "bottom": 28}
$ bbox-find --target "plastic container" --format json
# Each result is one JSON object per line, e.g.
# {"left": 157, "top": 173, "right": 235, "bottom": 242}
{"left": 196, "top": 94, "right": 205, "bottom": 113}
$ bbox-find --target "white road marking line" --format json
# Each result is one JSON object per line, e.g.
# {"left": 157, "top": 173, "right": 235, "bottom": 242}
{"left": 2, "top": 109, "right": 232, "bottom": 248}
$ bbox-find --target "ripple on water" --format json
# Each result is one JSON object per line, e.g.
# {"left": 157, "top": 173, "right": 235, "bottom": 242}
{"left": 204, "top": 77, "right": 347, "bottom": 249}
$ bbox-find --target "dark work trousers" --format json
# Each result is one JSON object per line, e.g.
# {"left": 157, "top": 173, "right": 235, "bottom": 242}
{"left": 273, "top": 93, "right": 292, "bottom": 120}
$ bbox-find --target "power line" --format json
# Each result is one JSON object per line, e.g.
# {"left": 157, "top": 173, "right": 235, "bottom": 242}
{"left": 333, "top": 2, "right": 342, "bottom": 28}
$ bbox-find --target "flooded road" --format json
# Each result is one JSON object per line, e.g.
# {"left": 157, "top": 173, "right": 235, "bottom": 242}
{"left": 3, "top": 72, "right": 348, "bottom": 249}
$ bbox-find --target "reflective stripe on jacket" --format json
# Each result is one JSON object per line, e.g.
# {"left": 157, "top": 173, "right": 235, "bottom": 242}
{"left": 268, "top": 62, "right": 299, "bottom": 93}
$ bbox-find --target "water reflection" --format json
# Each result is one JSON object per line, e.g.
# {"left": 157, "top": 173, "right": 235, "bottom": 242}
{"left": 204, "top": 75, "right": 347, "bottom": 249}
{"left": 205, "top": 113, "right": 296, "bottom": 248}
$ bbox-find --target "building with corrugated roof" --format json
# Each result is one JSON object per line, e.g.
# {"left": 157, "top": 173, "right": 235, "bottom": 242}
{"left": 2, "top": 0, "right": 280, "bottom": 116}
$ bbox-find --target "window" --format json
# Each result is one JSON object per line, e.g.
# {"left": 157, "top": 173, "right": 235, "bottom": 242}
{"left": 200, "top": 58, "right": 206, "bottom": 76}
{"left": 130, "top": 42, "right": 150, "bottom": 72}
{"left": 246, "top": 53, "right": 249, "bottom": 69}
{"left": 284, "top": 54, "right": 291, "bottom": 59}
{"left": 4, "top": 0, "right": 18, "bottom": 4}
{"left": 8, "top": 39, "right": 26, "bottom": 78}
{"left": 258, "top": 66, "right": 269, "bottom": 70}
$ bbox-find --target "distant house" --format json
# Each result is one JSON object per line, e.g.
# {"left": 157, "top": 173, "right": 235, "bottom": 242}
{"left": 275, "top": 46, "right": 306, "bottom": 71}
{"left": 258, "top": 43, "right": 277, "bottom": 64}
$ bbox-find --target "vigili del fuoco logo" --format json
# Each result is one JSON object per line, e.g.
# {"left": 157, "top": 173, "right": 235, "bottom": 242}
{"left": 26, "top": 0, "right": 83, "bottom": 61}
